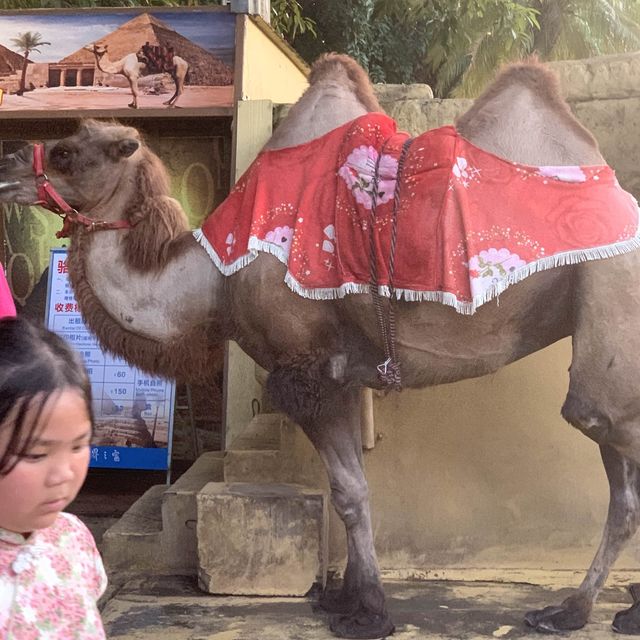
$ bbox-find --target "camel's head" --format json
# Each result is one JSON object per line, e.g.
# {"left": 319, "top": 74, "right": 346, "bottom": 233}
{"left": 0, "top": 119, "right": 144, "bottom": 213}
{"left": 85, "top": 43, "right": 107, "bottom": 57}
{"left": 0, "top": 120, "right": 188, "bottom": 269}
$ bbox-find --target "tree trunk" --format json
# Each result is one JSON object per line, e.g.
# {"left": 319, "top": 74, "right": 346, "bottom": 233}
{"left": 532, "top": 1, "right": 564, "bottom": 58}
{"left": 17, "top": 50, "right": 29, "bottom": 96}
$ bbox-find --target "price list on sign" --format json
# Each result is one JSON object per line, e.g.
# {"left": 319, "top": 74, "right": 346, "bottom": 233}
{"left": 46, "top": 248, "right": 175, "bottom": 470}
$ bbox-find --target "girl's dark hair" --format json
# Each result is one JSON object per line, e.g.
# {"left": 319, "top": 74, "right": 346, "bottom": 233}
{"left": 0, "top": 316, "right": 93, "bottom": 475}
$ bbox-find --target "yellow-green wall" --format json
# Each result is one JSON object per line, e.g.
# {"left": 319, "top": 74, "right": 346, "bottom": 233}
{"left": 240, "top": 17, "right": 308, "bottom": 104}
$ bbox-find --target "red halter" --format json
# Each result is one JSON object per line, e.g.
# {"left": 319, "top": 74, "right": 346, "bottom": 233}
{"left": 32, "top": 143, "right": 134, "bottom": 239}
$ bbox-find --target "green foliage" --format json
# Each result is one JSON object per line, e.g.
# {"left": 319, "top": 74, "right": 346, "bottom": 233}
{"left": 10, "top": 30, "right": 50, "bottom": 55}
{"left": 295, "top": 0, "right": 640, "bottom": 97}
{"left": 270, "top": 0, "right": 315, "bottom": 43}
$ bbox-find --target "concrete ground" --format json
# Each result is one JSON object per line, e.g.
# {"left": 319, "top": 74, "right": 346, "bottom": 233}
{"left": 100, "top": 574, "right": 636, "bottom": 640}
{"left": 76, "top": 469, "right": 638, "bottom": 639}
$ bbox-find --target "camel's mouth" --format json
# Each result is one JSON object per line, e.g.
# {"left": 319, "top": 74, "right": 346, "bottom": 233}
{"left": 0, "top": 181, "right": 21, "bottom": 194}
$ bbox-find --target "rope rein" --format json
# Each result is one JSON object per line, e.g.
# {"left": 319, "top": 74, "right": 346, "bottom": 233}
{"left": 368, "top": 136, "right": 414, "bottom": 390}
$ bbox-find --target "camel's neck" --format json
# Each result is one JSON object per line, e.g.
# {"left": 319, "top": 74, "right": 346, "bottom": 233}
{"left": 67, "top": 226, "right": 228, "bottom": 381}
{"left": 266, "top": 80, "right": 372, "bottom": 150}
{"left": 94, "top": 52, "right": 121, "bottom": 75}
{"left": 78, "top": 227, "right": 226, "bottom": 342}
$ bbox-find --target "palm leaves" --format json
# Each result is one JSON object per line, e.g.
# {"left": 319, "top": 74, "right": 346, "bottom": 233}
{"left": 10, "top": 31, "right": 50, "bottom": 95}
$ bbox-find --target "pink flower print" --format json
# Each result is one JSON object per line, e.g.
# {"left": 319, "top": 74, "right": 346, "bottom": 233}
{"left": 322, "top": 225, "right": 335, "bottom": 254}
{"left": 452, "top": 156, "right": 480, "bottom": 187}
{"left": 453, "top": 156, "right": 468, "bottom": 180}
{"left": 339, "top": 145, "right": 399, "bottom": 209}
{"left": 537, "top": 165, "right": 587, "bottom": 183}
{"left": 264, "top": 225, "right": 293, "bottom": 257}
{"left": 322, "top": 225, "right": 336, "bottom": 272}
{"left": 225, "top": 232, "right": 235, "bottom": 256}
{"left": 468, "top": 248, "right": 526, "bottom": 298}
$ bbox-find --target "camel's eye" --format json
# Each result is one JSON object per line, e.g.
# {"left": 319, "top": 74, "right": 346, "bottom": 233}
{"left": 50, "top": 144, "right": 73, "bottom": 172}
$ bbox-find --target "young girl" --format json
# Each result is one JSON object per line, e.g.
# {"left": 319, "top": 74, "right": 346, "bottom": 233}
{"left": 0, "top": 316, "right": 107, "bottom": 639}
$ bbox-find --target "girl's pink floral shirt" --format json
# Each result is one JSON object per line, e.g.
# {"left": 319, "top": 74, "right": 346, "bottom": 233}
{"left": 0, "top": 512, "right": 107, "bottom": 639}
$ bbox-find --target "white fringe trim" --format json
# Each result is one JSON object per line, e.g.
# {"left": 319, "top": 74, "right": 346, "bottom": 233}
{"left": 193, "top": 228, "right": 640, "bottom": 315}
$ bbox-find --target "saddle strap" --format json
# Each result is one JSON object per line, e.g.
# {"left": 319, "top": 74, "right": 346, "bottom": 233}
{"left": 369, "top": 136, "right": 414, "bottom": 390}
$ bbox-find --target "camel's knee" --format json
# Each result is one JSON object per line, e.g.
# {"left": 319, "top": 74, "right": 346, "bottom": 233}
{"left": 563, "top": 391, "right": 640, "bottom": 461}
{"left": 331, "top": 481, "right": 369, "bottom": 528}
{"left": 562, "top": 391, "right": 612, "bottom": 444}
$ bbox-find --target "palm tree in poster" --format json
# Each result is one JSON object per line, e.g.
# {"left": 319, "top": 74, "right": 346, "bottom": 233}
{"left": 10, "top": 31, "right": 50, "bottom": 96}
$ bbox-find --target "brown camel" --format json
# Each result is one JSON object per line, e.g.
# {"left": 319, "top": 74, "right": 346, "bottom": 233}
{"left": 85, "top": 43, "right": 188, "bottom": 108}
{"left": 2, "top": 54, "right": 640, "bottom": 638}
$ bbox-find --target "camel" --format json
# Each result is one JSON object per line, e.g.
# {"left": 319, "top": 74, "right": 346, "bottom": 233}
{"left": 85, "top": 43, "right": 188, "bottom": 108}
{"left": 2, "top": 53, "right": 640, "bottom": 639}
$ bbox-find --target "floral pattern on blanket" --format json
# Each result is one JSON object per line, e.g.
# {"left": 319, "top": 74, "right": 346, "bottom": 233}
{"left": 195, "top": 112, "right": 640, "bottom": 314}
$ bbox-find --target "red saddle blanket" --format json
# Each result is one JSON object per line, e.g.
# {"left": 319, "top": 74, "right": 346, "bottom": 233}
{"left": 195, "top": 112, "right": 640, "bottom": 314}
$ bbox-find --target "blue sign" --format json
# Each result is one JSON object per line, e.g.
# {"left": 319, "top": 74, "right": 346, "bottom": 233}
{"left": 46, "top": 248, "right": 175, "bottom": 470}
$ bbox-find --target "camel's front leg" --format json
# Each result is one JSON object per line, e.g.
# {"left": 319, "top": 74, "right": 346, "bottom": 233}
{"left": 525, "top": 445, "right": 640, "bottom": 633}
{"left": 268, "top": 370, "right": 394, "bottom": 639}
{"left": 127, "top": 76, "right": 139, "bottom": 109}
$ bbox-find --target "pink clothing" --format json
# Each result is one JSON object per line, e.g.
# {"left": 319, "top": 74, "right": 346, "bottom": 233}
{"left": 0, "top": 267, "right": 15, "bottom": 318}
{"left": 0, "top": 512, "right": 107, "bottom": 639}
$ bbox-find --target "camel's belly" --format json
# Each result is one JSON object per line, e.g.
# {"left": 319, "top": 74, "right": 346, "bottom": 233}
{"left": 339, "top": 267, "right": 575, "bottom": 389}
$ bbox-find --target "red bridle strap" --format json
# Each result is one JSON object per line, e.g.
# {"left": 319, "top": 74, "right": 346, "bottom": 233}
{"left": 32, "top": 143, "right": 134, "bottom": 239}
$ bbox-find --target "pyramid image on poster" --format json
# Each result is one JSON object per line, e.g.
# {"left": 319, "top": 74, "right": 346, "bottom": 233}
{"left": 0, "top": 10, "right": 236, "bottom": 111}
{"left": 61, "top": 13, "right": 233, "bottom": 86}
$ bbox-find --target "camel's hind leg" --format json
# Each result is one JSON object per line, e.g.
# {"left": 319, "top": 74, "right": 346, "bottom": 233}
{"left": 525, "top": 445, "right": 640, "bottom": 633}
{"left": 163, "top": 72, "right": 182, "bottom": 107}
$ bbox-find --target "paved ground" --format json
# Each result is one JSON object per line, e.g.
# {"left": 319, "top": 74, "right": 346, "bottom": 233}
{"left": 100, "top": 574, "right": 635, "bottom": 639}
{"left": 74, "top": 471, "right": 638, "bottom": 639}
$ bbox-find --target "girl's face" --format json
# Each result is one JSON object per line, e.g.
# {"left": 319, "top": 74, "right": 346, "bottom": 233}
{"left": 0, "top": 388, "right": 92, "bottom": 534}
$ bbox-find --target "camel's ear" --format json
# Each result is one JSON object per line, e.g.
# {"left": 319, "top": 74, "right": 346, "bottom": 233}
{"left": 111, "top": 139, "right": 139, "bottom": 159}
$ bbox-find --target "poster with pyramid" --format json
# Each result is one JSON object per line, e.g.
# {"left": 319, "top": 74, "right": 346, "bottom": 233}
{"left": 0, "top": 8, "right": 235, "bottom": 112}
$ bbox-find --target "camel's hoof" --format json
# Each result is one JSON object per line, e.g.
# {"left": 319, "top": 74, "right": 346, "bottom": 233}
{"left": 525, "top": 601, "right": 589, "bottom": 633}
{"left": 613, "top": 601, "right": 640, "bottom": 634}
{"left": 317, "top": 587, "right": 357, "bottom": 614}
{"left": 128, "top": 103, "right": 138, "bottom": 109}
{"left": 330, "top": 609, "right": 395, "bottom": 639}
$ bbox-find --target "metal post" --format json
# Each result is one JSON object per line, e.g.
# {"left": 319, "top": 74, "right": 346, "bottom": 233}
{"left": 226, "top": 0, "right": 271, "bottom": 23}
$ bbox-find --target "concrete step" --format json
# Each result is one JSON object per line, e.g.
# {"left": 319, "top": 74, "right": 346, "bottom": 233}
{"left": 197, "top": 482, "right": 328, "bottom": 596}
{"left": 227, "top": 413, "right": 283, "bottom": 451}
{"left": 162, "top": 451, "right": 225, "bottom": 574}
{"left": 102, "top": 451, "right": 225, "bottom": 575}
{"left": 102, "top": 484, "right": 165, "bottom": 573}
{"left": 224, "top": 449, "right": 282, "bottom": 483}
